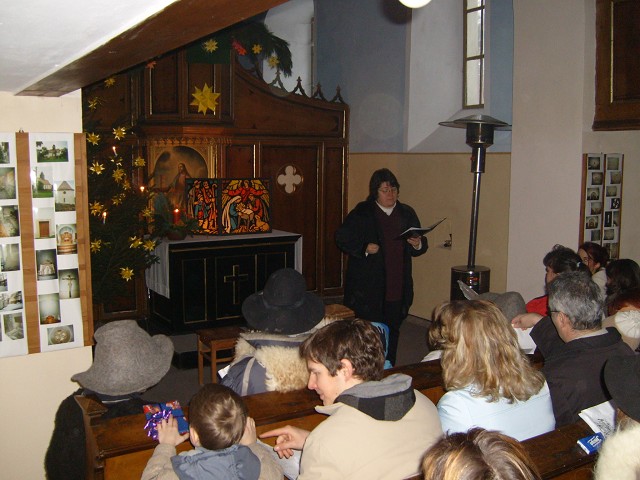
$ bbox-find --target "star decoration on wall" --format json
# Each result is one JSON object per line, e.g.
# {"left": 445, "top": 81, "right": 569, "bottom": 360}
{"left": 90, "top": 161, "right": 105, "bottom": 175}
{"left": 90, "top": 239, "right": 103, "bottom": 253}
{"left": 129, "top": 236, "right": 143, "bottom": 248}
{"left": 88, "top": 97, "right": 100, "bottom": 110}
{"left": 112, "top": 126, "right": 127, "bottom": 140}
{"left": 120, "top": 267, "right": 134, "bottom": 281}
{"left": 133, "top": 156, "right": 146, "bottom": 168}
{"left": 190, "top": 83, "right": 220, "bottom": 115}
{"left": 90, "top": 201, "right": 104, "bottom": 216}
{"left": 87, "top": 132, "right": 100, "bottom": 145}
{"left": 203, "top": 39, "right": 219, "bottom": 52}
{"left": 268, "top": 55, "right": 279, "bottom": 69}
{"left": 143, "top": 239, "right": 157, "bottom": 251}
{"left": 104, "top": 77, "right": 116, "bottom": 87}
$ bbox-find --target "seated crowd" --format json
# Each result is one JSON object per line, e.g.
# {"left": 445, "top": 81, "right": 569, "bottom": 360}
{"left": 47, "top": 246, "right": 640, "bottom": 480}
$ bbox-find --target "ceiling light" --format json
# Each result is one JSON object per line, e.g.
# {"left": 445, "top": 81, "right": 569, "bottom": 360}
{"left": 399, "top": 0, "right": 433, "bottom": 8}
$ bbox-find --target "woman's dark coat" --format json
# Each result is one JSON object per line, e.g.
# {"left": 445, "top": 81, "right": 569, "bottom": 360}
{"left": 335, "top": 200, "right": 428, "bottom": 322}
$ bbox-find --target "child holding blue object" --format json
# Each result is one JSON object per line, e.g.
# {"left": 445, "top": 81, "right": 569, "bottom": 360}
{"left": 142, "top": 383, "right": 282, "bottom": 480}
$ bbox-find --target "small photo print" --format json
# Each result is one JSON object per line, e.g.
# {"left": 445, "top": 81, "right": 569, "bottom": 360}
{"left": 609, "top": 171, "right": 622, "bottom": 185}
{"left": 613, "top": 211, "right": 620, "bottom": 227}
{"left": 58, "top": 268, "right": 80, "bottom": 300}
{"left": 38, "top": 292, "right": 60, "bottom": 324}
{"left": 585, "top": 216, "right": 599, "bottom": 230}
{"left": 610, "top": 198, "right": 621, "bottom": 210}
{"left": 590, "top": 172, "right": 603, "bottom": 186}
{"left": 606, "top": 186, "right": 618, "bottom": 197}
{"left": 36, "top": 140, "right": 69, "bottom": 163}
{"left": 36, "top": 249, "right": 58, "bottom": 280}
{"left": 0, "top": 243, "right": 21, "bottom": 272}
{"left": 0, "top": 273, "right": 8, "bottom": 292}
{"left": 0, "top": 167, "right": 16, "bottom": 199}
{"left": 604, "top": 211, "right": 612, "bottom": 228}
{"left": 603, "top": 229, "right": 615, "bottom": 241}
{"left": 0, "top": 205, "right": 20, "bottom": 237}
{"left": 606, "top": 156, "right": 620, "bottom": 171}
{"left": 587, "top": 156, "right": 601, "bottom": 170}
{"left": 605, "top": 242, "right": 620, "bottom": 260}
{"left": 0, "top": 291, "right": 22, "bottom": 312}
{"left": 47, "top": 325, "right": 74, "bottom": 345}
{"left": 3, "top": 312, "right": 24, "bottom": 340}
{"left": 56, "top": 224, "right": 77, "bottom": 255}
{"left": 586, "top": 188, "right": 600, "bottom": 201}
{"left": 54, "top": 180, "right": 76, "bottom": 212}
{"left": 34, "top": 207, "right": 55, "bottom": 239}
{"left": 32, "top": 166, "right": 55, "bottom": 198}
{"left": 589, "top": 202, "right": 602, "bottom": 215}
{"left": 0, "top": 142, "right": 9, "bottom": 164}
{"left": 590, "top": 229, "right": 601, "bottom": 242}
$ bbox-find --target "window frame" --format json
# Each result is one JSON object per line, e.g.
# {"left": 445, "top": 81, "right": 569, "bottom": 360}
{"left": 463, "top": 0, "right": 485, "bottom": 109}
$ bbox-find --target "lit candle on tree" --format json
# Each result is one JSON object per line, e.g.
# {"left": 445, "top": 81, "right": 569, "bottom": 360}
{"left": 102, "top": 211, "right": 107, "bottom": 224}
{"left": 173, "top": 208, "right": 180, "bottom": 224}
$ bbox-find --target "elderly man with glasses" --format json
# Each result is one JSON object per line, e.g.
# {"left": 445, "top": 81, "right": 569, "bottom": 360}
{"left": 512, "top": 271, "right": 633, "bottom": 426}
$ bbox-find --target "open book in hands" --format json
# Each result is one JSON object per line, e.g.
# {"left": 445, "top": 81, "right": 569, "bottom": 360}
{"left": 395, "top": 218, "right": 446, "bottom": 240}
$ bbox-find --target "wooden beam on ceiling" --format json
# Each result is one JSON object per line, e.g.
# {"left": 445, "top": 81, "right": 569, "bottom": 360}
{"left": 18, "top": 0, "right": 289, "bottom": 97}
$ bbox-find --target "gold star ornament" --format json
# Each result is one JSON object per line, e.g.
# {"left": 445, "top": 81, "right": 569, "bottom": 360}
{"left": 90, "top": 239, "right": 103, "bottom": 253}
{"left": 86, "top": 132, "right": 100, "bottom": 146}
{"left": 129, "top": 236, "right": 143, "bottom": 248}
{"left": 133, "top": 156, "right": 146, "bottom": 168}
{"left": 190, "top": 83, "right": 220, "bottom": 116}
{"left": 203, "top": 39, "right": 218, "bottom": 53}
{"left": 268, "top": 55, "right": 279, "bottom": 69}
{"left": 252, "top": 44, "right": 263, "bottom": 54}
{"left": 143, "top": 239, "right": 157, "bottom": 252}
{"left": 113, "top": 126, "right": 127, "bottom": 140}
{"left": 104, "top": 77, "right": 116, "bottom": 87}
{"left": 89, "top": 201, "right": 104, "bottom": 216}
{"left": 120, "top": 267, "right": 134, "bottom": 281}
{"left": 90, "top": 161, "right": 105, "bottom": 175}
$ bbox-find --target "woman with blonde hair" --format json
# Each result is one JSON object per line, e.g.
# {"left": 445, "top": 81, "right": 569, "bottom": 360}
{"left": 421, "top": 428, "right": 542, "bottom": 480}
{"left": 429, "top": 300, "right": 555, "bottom": 441}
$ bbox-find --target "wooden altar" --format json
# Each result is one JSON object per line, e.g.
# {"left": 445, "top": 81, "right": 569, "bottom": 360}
{"left": 146, "top": 230, "right": 301, "bottom": 332}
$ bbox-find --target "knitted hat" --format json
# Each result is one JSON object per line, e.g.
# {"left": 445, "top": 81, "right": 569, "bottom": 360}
{"left": 604, "top": 354, "right": 640, "bottom": 422}
{"left": 242, "top": 268, "right": 325, "bottom": 335}
{"left": 72, "top": 320, "right": 173, "bottom": 396}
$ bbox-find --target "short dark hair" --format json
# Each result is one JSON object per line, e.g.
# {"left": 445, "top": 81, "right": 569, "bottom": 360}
{"left": 300, "top": 318, "right": 385, "bottom": 381}
{"left": 547, "top": 271, "right": 604, "bottom": 330}
{"left": 543, "top": 244, "right": 589, "bottom": 275}
{"left": 367, "top": 168, "right": 400, "bottom": 202}
{"left": 421, "top": 428, "right": 542, "bottom": 480}
{"left": 579, "top": 242, "right": 609, "bottom": 267}
{"left": 188, "top": 384, "right": 247, "bottom": 450}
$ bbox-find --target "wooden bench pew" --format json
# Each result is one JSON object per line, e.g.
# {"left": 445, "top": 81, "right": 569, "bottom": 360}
{"left": 80, "top": 355, "right": 594, "bottom": 480}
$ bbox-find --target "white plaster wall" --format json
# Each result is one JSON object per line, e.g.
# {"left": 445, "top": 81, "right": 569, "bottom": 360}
{"left": 507, "top": 0, "right": 586, "bottom": 299}
{"left": 507, "top": 0, "right": 640, "bottom": 299}
{"left": 0, "top": 90, "right": 93, "bottom": 480}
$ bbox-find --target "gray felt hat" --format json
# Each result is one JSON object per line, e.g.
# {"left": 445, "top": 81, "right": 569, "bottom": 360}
{"left": 604, "top": 354, "right": 640, "bottom": 422}
{"left": 242, "top": 268, "right": 325, "bottom": 335}
{"left": 72, "top": 320, "right": 173, "bottom": 396}
{"left": 476, "top": 291, "right": 527, "bottom": 322}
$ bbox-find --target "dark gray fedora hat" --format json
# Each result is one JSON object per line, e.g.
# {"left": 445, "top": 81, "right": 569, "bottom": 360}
{"left": 72, "top": 320, "right": 173, "bottom": 396}
{"left": 604, "top": 354, "right": 640, "bottom": 422}
{"left": 242, "top": 268, "right": 325, "bottom": 335}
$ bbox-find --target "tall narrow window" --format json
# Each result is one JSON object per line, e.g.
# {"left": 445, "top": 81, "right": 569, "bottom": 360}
{"left": 464, "top": 0, "right": 485, "bottom": 108}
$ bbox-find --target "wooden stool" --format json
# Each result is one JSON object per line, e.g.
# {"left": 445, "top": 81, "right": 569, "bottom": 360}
{"left": 196, "top": 326, "right": 244, "bottom": 385}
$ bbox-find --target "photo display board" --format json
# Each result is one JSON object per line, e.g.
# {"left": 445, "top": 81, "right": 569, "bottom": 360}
{"left": 580, "top": 153, "right": 624, "bottom": 260}
{"left": 0, "top": 132, "right": 92, "bottom": 358}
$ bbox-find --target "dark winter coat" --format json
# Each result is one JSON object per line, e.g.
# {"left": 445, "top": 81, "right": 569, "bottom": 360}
{"left": 44, "top": 389, "right": 146, "bottom": 480}
{"left": 531, "top": 317, "right": 634, "bottom": 426}
{"left": 335, "top": 200, "right": 428, "bottom": 322}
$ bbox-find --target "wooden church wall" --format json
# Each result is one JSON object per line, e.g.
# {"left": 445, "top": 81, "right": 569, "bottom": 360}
{"left": 83, "top": 50, "right": 349, "bottom": 314}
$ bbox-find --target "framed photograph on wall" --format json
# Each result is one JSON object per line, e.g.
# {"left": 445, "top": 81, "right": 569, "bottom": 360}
{"left": 580, "top": 153, "right": 623, "bottom": 259}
